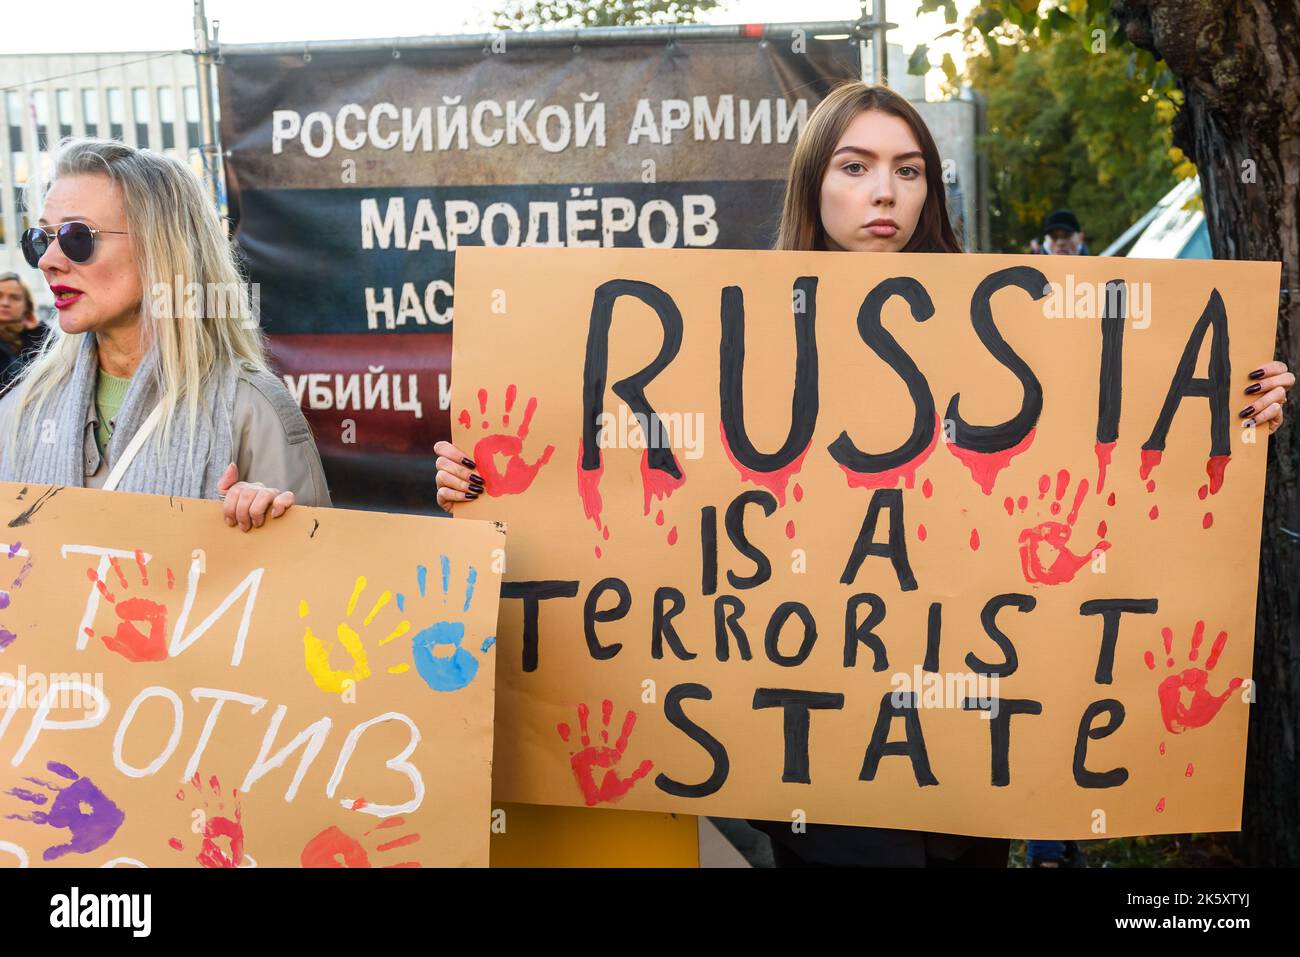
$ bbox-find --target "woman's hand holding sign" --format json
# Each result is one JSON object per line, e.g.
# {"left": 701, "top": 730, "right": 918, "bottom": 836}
{"left": 434, "top": 441, "right": 485, "bottom": 513}
{"left": 1241, "top": 360, "right": 1292, "bottom": 432}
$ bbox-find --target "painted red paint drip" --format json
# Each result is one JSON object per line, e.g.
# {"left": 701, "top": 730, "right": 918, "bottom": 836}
{"left": 1206, "top": 455, "right": 1230, "bottom": 494}
{"left": 918, "top": 524, "right": 927, "bottom": 542}
{"left": 785, "top": 520, "right": 796, "bottom": 539}
{"left": 1139, "top": 448, "right": 1162, "bottom": 481}
{"left": 1203, "top": 512, "right": 1214, "bottom": 529}
{"left": 640, "top": 448, "right": 686, "bottom": 516}
{"left": 1094, "top": 441, "right": 1116, "bottom": 492}
{"left": 922, "top": 478, "right": 933, "bottom": 498}
{"left": 969, "top": 528, "right": 980, "bottom": 551}
{"left": 718, "top": 422, "right": 809, "bottom": 506}
{"left": 576, "top": 440, "right": 605, "bottom": 532}
{"left": 945, "top": 427, "right": 1036, "bottom": 495}
{"left": 838, "top": 413, "right": 941, "bottom": 492}
{"left": 1149, "top": 505, "right": 1159, "bottom": 520}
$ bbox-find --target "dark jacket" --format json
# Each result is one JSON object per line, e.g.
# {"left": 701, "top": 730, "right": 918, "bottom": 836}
{"left": 0, "top": 322, "right": 48, "bottom": 396}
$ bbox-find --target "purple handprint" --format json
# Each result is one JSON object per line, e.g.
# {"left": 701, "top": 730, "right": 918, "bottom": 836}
{"left": 0, "top": 541, "right": 34, "bottom": 651}
{"left": 5, "top": 761, "right": 125, "bottom": 861}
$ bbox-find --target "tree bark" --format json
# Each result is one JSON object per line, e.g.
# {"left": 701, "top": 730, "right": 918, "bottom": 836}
{"left": 1112, "top": 0, "right": 1300, "bottom": 865}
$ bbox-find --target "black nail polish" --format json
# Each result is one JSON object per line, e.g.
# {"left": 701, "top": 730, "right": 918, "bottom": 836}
{"left": 462, "top": 457, "right": 477, "bottom": 468}
{"left": 465, "top": 491, "right": 479, "bottom": 500}
{"left": 1249, "top": 368, "right": 1266, "bottom": 379}
{"left": 1239, "top": 405, "right": 1254, "bottom": 418}
{"left": 1246, "top": 383, "right": 1262, "bottom": 395}
{"left": 470, "top": 473, "right": 485, "bottom": 484}
{"left": 469, "top": 483, "right": 484, "bottom": 493}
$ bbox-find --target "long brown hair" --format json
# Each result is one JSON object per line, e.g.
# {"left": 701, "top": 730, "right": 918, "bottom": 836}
{"left": 776, "top": 81, "right": 960, "bottom": 254}
{"left": 0, "top": 272, "right": 36, "bottom": 352}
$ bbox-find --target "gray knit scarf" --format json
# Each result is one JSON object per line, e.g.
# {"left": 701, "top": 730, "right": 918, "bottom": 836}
{"left": 0, "top": 333, "right": 237, "bottom": 498}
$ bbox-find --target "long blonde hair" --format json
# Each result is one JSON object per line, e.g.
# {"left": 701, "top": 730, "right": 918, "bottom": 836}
{"left": 8, "top": 138, "right": 268, "bottom": 450}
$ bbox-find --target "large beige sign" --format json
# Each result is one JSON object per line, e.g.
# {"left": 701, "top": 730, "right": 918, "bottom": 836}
{"left": 0, "top": 485, "right": 503, "bottom": 867}
{"left": 453, "top": 247, "right": 1278, "bottom": 839}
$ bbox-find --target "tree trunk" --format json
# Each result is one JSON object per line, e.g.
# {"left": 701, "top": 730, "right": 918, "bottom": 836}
{"left": 1112, "top": 0, "right": 1300, "bottom": 865}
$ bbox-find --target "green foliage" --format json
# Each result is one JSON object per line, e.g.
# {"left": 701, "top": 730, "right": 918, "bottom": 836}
{"left": 493, "top": 0, "right": 721, "bottom": 30}
{"left": 908, "top": 44, "right": 932, "bottom": 77}
{"left": 963, "top": 3, "right": 1187, "bottom": 253}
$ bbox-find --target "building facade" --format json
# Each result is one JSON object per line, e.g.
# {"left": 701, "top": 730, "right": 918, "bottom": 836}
{"left": 0, "top": 50, "right": 213, "bottom": 311}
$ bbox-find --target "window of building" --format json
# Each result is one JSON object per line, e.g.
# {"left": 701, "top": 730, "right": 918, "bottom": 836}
{"left": 56, "top": 89, "right": 73, "bottom": 140}
{"left": 32, "top": 90, "right": 48, "bottom": 150}
{"left": 183, "top": 86, "right": 201, "bottom": 148}
{"left": 157, "top": 87, "right": 176, "bottom": 151}
{"left": 131, "top": 88, "right": 150, "bottom": 148}
{"left": 107, "top": 88, "right": 124, "bottom": 141}
{"left": 82, "top": 89, "right": 100, "bottom": 137}
{"left": 4, "top": 91, "right": 22, "bottom": 154}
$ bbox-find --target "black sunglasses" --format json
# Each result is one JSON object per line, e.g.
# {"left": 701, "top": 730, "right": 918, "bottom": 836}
{"left": 21, "top": 222, "right": 128, "bottom": 269}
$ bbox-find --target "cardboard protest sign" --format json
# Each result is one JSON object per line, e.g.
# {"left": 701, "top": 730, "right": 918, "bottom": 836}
{"left": 0, "top": 484, "right": 503, "bottom": 867}
{"left": 452, "top": 247, "right": 1279, "bottom": 839}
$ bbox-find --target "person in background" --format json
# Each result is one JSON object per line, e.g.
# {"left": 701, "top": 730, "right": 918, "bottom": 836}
{"left": 0, "top": 271, "right": 48, "bottom": 395}
{"left": 1040, "top": 208, "right": 1089, "bottom": 255}
{"left": 0, "top": 138, "right": 330, "bottom": 528}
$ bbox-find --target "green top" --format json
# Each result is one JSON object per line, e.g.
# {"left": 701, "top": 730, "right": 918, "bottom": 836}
{"left": 94, "top": 370, "right": 133, "bottom": 456}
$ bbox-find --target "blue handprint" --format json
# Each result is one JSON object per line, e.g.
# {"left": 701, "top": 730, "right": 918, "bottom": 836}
{"left": 397, "top": 556, "right": 495, "bottom": 692}
{"left": 5, "top": 761, "right": 125, "bottom": 861}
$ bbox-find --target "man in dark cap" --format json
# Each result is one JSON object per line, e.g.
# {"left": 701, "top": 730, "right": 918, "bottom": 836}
{"left": 1041, "top": 208, "right": 1089, "bottom": 256}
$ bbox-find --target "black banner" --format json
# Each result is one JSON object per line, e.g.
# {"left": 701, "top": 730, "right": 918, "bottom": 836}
{"left": 218, "top": 36, "right": 860, "bottom": 509}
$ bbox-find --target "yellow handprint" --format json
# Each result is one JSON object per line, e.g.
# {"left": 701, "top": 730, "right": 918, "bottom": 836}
{"left": 300, "top": 576, "right": 411, "bottom": 694}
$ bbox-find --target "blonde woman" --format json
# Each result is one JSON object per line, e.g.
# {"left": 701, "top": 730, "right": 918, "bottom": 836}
{"left": 0, "top": 139, "right": 329, "bottom": 527}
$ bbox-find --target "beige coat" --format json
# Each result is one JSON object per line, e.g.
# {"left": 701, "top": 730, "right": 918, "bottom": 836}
{"left": 0, "top": 363, "right": 332, "bottom": 506}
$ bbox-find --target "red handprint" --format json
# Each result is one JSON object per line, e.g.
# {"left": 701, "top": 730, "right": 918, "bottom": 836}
{"left": 300, "top": 798, "right": 421, "bottom": 868}
{"left": 457, "top": 385, "right": 555, "bottom": 496}
{"left": 168, "top": 773, "right": 245, "bottom": 868}
{"left": 1145, "top": 621, "right": 1244, "bottom": 734}
{"left": 1016, "top": 470, "right": 1109, "bottom": 585}
{"left": 85, "top": 550, "right": 175, "bottom": 662}
{"left": 557, "top": 699, "right": 653, "bottom": 806}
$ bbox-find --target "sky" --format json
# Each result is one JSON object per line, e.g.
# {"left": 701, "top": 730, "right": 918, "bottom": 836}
{"left": 0, "top": 0, "right": 979, "bottom": 81}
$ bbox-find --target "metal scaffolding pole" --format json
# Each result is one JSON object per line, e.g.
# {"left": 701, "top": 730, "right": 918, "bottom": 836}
{"left": 192, "top": 0, "right": 221, "bottom": 206}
